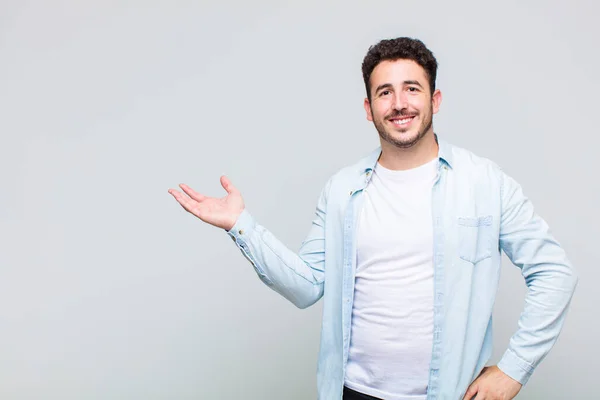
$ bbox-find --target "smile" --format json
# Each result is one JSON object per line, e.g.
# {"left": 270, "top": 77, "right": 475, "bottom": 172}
{"left": 389, "top": 116, "right": 416, "bottom": 126}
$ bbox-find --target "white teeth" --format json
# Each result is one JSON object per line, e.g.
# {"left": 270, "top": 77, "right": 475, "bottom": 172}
{"left": 392, "top": 117, "right": 413, "bottom": 125}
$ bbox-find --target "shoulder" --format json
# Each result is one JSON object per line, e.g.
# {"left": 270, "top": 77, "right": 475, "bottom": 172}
{"left": 330, "top": 147, "right": 379, "bottom": 183}
{"left": 317, "top": 147, "right": 380, "bottom": 200}
{"left": 445, "top": 141, "right": 504, "bottom": 181}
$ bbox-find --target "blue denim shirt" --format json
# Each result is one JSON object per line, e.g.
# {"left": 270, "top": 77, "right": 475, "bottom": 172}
{"left": 226, "top": 138, "right": 577, "bottom": 399}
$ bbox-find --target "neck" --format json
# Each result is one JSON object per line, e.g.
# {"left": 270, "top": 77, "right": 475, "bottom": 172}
{"left": 378, "top": 131, "right": 439, "bottom": 171}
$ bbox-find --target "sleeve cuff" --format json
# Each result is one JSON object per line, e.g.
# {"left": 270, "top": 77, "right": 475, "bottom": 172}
{"left": 497, "top": 348, "right": 535, "bottom": 385}
{"left": 226, "top": 209, "right": 256, "bottom": 242}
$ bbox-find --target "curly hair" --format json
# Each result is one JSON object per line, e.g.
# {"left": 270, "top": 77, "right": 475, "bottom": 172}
{"left": 362, "top": 37, "right": 438, "bottom": 100}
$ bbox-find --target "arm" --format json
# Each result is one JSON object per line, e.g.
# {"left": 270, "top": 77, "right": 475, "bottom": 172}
{"left": 225, "top": 181, "right": 329, "bottom": 308}
{"left": 496, "top": 170, "right": 578, "bottom": 385}
{"left": 169, "top": 175, "right": 329, "bottom": 309}
{"left": 464, "top": 171, "right": 578, "bottom": 400}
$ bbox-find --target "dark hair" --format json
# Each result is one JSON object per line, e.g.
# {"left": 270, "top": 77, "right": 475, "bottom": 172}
{"left": 362, "top": 37, "right": 438, "bottom": 99}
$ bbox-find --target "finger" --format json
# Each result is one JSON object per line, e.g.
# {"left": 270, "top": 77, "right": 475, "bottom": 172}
{"left": 463, "top": 383, "right": 478, "bottom": 400}
{"left": 168, "top": 188, "right": 182, "bottom": 199}
{"left": 168, "top": 189, "right": 196, "bottom": 213}
{"left": 179, "top": 184, "right": 207, "bottom": 202}
{"left": 220, "top": 175, "right": 238, "bottom": 195}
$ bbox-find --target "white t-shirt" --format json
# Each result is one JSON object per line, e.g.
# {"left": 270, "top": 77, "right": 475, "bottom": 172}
{"left": 344, "top": 158, "right": 438, "bottom": 400}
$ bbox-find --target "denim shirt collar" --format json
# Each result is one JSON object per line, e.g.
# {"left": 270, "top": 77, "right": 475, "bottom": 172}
{"left": 355, "top": 134, "right": 454, "bottom": 182}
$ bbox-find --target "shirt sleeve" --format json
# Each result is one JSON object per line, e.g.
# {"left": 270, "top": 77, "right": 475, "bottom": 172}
{"left": 225, "top": 178, "right": 331, "bottom": 309}
{"left": 497, "top": 170, "right": 578, "bottom": 385}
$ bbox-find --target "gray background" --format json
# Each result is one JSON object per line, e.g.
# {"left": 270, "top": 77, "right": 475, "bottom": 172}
{"left": 1, "top": 0, "right": 597, "bottom": 399}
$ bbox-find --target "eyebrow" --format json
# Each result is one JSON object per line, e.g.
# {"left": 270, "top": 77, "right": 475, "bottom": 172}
{"left": 403, "top": 80, "right": 424, "bottom": 88}
{"left": 374, "top": 83, "right": 394, "bottom": 94}
{"left": 374, "top": 80, "right": 424, "bottom": 94}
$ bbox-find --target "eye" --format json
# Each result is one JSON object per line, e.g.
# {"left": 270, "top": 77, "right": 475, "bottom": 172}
{"left": 380, "top": 90, "right": 391, "bottom": 96}
{"left": 407, "top": 87, "right": 419, "bottom": 92}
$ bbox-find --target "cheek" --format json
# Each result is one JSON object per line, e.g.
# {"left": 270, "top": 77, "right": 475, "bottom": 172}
{"left": 372, "top": 101, "right": 391, "bottom": 118}
{"left": 409, "top": 98, "right": 427, "bottom": 111}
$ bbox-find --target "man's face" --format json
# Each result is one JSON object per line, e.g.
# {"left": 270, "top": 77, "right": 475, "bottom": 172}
{"left": 364, "top": 59, "right": 442, "bottom": 149}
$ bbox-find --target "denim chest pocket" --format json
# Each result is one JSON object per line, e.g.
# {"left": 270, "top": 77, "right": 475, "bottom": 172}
{"left": 457, "top": 215, "right": 493, "bottom": 264}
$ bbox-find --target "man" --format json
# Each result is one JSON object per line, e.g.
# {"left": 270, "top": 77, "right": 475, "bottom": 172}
{"left": 168, "top": 37, "right": 577, "bottom": 400}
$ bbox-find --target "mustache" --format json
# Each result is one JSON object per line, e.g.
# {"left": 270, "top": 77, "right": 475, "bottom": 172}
{"left": 385, "top": 110, "right": 419, "bottom": 119}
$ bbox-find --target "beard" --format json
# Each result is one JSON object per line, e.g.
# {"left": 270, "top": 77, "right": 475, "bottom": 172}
{"left": 373, "top": 104, "right": 433, "bottom": 149}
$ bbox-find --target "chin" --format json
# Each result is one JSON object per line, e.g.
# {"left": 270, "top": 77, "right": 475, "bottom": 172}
{"left": 393, "top": 131, "right": 419, "bottom": 141}
{"left": 388, "top": 131, "right": 424, "bottom": 148}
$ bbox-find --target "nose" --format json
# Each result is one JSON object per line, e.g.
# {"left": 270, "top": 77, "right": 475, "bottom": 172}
{"left": 393, "top": 91, "right": 409, "bottom": 111}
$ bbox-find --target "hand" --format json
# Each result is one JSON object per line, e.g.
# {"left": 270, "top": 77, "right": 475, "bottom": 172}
{"left": 168, "top": 175, "right": 245, "bottom": 231}
{"left": 463, "top": 366, "right": 522, "bottom": 400}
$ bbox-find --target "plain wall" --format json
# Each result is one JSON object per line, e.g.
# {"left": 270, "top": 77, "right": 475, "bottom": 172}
{"left": 1, "top": 0, "right": 597, "bottom": 398}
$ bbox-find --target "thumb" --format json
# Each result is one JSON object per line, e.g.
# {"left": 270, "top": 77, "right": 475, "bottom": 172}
{"left": 220, "top": 175, "right": 239, "bottom": 195}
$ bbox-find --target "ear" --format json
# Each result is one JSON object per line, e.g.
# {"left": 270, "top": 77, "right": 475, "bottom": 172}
{"left": 364, "top": 98, "right": 373, "bottom": 121}
{"left": 431, "top": 89, "right": 442, "bottom": 114}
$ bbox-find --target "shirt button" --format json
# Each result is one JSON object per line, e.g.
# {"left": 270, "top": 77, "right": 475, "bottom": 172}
{"left": 349, "top": 191, "right": 353, "bottom": 196}
{"left": 238, "top": 229, "right": 244, "bottom": 235}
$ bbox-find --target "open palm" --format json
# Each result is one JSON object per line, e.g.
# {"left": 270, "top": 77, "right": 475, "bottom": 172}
{"left": 168, "top": 175, "right": 245, "bottom": 231}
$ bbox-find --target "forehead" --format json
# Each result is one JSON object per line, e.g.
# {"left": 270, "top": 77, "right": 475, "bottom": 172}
{"left": 370, "top": 59, "right": 429, "bottom": 88}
